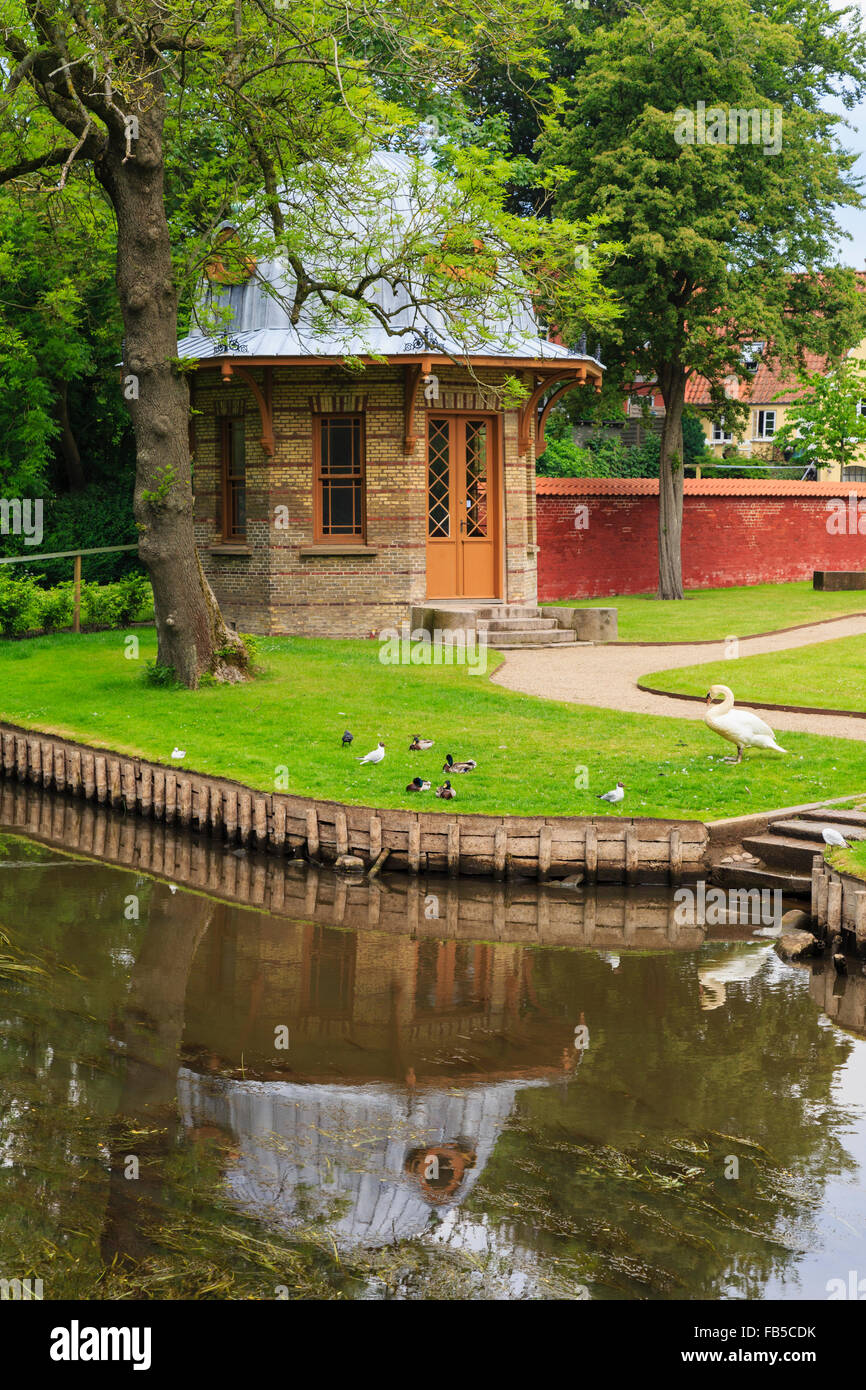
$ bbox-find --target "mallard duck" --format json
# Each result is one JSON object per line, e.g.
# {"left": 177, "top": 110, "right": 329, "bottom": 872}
{"left": 435, "top": 780, "right": 456, "bottom": 799}
{"left": 409, "top": 735, "right": 434, "bottom": 751}
{"left": 443, "top": 753, "right": 476, "bottom": 773}
{"left": 406, "top": 776, "right": 431, "bottom": 792}
{"left": 358, "top": 741, "right": 385, "bottom": 765}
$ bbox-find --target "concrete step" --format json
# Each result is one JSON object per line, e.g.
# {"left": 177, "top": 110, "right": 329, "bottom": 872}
{"left": 798, "top": 807, "right": 866, "bottom": 829}
{"left": 743, "top": 832, "right": 821, "bottom": 872}
{"left": 478, "top": 617, "right": 559, "bottom": 632}
{"left": 713, "top": 862, "right": 812, "bottom": 896}
{"left": 491, "top": 632, "right": 578, "bottom": 648}
{"left": 472, "top": 605, "right": 541, "bottom": 619}
{"left": 769, "top": 817, "right": 866, "bottom": 843}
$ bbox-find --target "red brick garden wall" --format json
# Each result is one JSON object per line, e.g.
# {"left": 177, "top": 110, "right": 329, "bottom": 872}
{"left": 536, "top": 478, "right": 866, "bottom": 601}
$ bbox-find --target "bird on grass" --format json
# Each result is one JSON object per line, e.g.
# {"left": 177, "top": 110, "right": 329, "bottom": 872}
{"left": 171, "top": 747, "right": 186, "bottom": 760}
{"left": 598, "top": 782, "right": 625, "bottom": 805}
{"left": 822, "top": 827, "right": 848, "bottom": 848}
{"left": 443, "top": 753, "right": 476, "bottom": 773}
{"left": 341, "top": 730, "right": 353, "bottom": 749}
{"left": 704, "top": 685, "right": 787, "bottom": 764}
{"left": 407, "top": 776, "right": 431, "bottom": 792}
{"left": 358, "top": 741, "right": 385, "bottom": 765}
{"left": 436, "top": 780, "right": 456, "bottom": 799}
{"left": 409, "top": 735, "right": 434, "bottom": 751}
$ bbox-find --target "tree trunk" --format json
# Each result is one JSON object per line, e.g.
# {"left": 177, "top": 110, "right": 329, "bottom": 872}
{"left": 54, "top": 380, "right": 86, "bottom": 490}
{"left": 657, "top": 365, "right": 687, "bottom": 600}
{"left": 94, "top": 90, "right": 245, "bottom": 688}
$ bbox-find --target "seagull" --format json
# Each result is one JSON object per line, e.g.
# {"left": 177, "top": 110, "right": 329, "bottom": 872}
{"left": 598, "top": 781, "right": 624, "bottom": 804}
{"left": 171, "top": 748, "right": 186, "bottom": 760}
{"left": 341, "top": 730, "right": 353, "bottom": 749}
{"left": 358, "top": 741, "right": 385, "bottom": 765}
{"left": 822, "top": 826, "right": 848, "bottom": 847}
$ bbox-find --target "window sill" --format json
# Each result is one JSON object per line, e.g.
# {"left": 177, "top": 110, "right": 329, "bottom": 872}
{"left": 208, "top": 544, "right": 252, "bottom": 556}
{"left": 299, "top": 544, "right": 378, "bottom": 557}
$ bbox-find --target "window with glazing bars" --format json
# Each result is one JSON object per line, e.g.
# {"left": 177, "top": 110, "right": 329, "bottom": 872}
{"left": 221, "top": 418, "right": 246, "bottom": 540}
{"left": 316, "top": 416, "right": 365, "bottom": 540}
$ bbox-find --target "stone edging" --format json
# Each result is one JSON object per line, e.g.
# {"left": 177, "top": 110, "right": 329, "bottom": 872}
{"left": 0, "top": 720, "right": 706, "bottom": 884}
{"left": 603, "top": 610, "right": 866, "bottom": 648}
{"left": 811, "top": 856, "right": 866, "bottom": 949}
{"left": 635, "top": 681, "right": 866, "bottom": 720}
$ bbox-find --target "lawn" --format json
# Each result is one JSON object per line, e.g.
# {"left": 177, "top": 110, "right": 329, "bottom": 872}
{"left": 0, "top": 629, "right": 863, "bottom": 821}
{"left": 645, "top": 634, "right": 866, "bottom": 714}
{"left": 828, "top": 838, "right": 866, "bottom": 882}
{"left": 551, "top": 581, "right": 866, "bottom": 643}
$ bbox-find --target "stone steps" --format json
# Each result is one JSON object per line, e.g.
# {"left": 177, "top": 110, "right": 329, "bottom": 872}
{"left": 719, "top": 801, "right": 866, "bottom": 897}
{"left": 489, "top": 629, "right": 578, "bottom": 648}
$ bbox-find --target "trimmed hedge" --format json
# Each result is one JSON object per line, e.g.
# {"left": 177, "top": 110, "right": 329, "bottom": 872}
{"left": 0, "top": 571, "right": 153, "bottom": 637}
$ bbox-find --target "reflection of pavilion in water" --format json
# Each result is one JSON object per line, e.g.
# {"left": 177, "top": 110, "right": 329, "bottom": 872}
{"left": 179, "top": 909, "right": 582, "bottom": 1266}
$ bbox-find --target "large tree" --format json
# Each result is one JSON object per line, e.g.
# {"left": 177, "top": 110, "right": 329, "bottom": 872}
{"left": 543, "top": 0, "right": 866, "bottom": 598}
{"left": 0, "top": 0, "right": 600, "bottom": 685}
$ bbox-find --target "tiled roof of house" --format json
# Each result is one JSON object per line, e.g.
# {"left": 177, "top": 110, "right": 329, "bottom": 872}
{"left": 685, "top": 349, "right": 828, "bottom": 406}
{"left": 536, "top": 477, "right": 866, "bottom": 496}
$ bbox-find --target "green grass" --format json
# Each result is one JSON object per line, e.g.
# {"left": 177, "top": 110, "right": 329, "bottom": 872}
{"left": 829, "top": 839, "right": 866, "bottom": 882}
{"left": 550, "top": 581, "right": 866, "bottom": 644}
{"left": 0, "top": 629, "right": 863, "bottom": 821}
{"left": 646, "top": 634, "right": 866, "bottom": 713}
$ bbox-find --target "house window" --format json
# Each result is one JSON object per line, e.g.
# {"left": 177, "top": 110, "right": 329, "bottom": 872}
{"left": 315, "top": 415, "right": 365, "bottom": 541}
{"left": 712, "top": 422, "right": 734, "bottom": 444}
{"left": 221, "top": 418, "right": 246, "bottom": 540}
{"left": 755, "top": 409, "right": 776, "bottom": 440}
{"left": 857, "top": 399, "right": 866, "bottom": 419}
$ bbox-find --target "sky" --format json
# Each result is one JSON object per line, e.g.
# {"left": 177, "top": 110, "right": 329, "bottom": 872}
{"left": 830, "top": 0, "right": 866, "bottom": 264}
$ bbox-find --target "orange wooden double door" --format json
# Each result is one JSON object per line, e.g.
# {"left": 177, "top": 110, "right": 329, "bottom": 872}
{"left": 425, "top": 414, "right": 500, "bottom": 599}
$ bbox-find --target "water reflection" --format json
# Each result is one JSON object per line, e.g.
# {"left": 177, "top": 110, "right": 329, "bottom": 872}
{"left": 1, "top": 787, "right": 866, "bottom": 1300}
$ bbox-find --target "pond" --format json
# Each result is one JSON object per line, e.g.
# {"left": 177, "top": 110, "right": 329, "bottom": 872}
{"left": 1, "top": 786, "right": 865, "bottom": 1301}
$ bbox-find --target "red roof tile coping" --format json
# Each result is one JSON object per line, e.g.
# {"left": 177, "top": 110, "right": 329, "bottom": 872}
{"left": 536, "top": 477, "right": 866, "bottom": 497}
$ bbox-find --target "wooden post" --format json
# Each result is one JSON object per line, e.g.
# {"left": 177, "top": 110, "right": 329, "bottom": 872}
{"left": 73, "top": 552, "right": 81, "bottom": 634}
{"left": 811, "top": 854, "right": 824, "bottom": 925}
{"left": 828, "top": 878, "right": 843, "bottom": 932}
{"left": 584, "top": 824, "right": 598, "bottom": 883}
{"left": 625, "top": 825, "right": 639, "bottom": 885}
{"left": 537, "top": 824, "right": 552, "bottom": 882}
{"left": 854, "top": 891, "right": 866, "bottom": 950}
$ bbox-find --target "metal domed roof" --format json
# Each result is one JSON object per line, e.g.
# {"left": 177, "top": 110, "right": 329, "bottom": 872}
{"left": 178, "top": 152, "right": 602, "bottom": 369}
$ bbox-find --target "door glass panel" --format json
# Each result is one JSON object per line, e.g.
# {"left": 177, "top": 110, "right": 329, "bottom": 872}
{"left": 465, "top": 420, "right": 488, "bottom": 538}
{"left": 428, "top": 418, "right": 451, "bottom": 538}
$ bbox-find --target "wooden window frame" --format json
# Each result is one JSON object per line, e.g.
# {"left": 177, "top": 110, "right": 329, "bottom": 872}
{"left": 220, "top": 416, "right": 247, "bottom": 542}
{"left": 313, "top": 412, "right": 367, "bottom": 544}
{"left": 754, "top": 409, "right": 776, "bottom": 441}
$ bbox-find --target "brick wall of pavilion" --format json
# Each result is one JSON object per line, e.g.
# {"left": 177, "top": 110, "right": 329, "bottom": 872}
{"left": 192, "top": 363, "right": 539, "bottom": 637}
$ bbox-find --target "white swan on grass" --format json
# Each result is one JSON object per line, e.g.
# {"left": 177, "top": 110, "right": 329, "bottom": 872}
{"left": 704, "top": 684, "right": 787, "bottom": 765}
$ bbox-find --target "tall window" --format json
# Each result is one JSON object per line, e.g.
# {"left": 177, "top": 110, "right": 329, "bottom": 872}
{"left": 712, "top": 422, "right": 734, "bottom": 444}
{"left": 315, "top": 415, "right": 365, "bottom": 540}
{"left": 221, "top": 418, "right": 246, "bottom": 540}
{"left": 755, "top": 409, "right": 776, "bottom": 440}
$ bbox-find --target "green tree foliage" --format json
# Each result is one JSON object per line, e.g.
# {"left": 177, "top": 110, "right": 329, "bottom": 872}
{"left": 543, "top": 0, "right": 866, "bottom": 597}
{"left": 774, "top": 358, "right": 866, "bottom": 474}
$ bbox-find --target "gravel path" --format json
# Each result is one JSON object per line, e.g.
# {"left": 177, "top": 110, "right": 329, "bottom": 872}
{"left": 491, "top": 615, "right": 866, "bottom": 741}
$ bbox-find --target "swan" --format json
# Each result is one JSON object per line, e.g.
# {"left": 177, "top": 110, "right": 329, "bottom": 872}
{"left": 704, "top": 685, "right": 787, "bottom": 764}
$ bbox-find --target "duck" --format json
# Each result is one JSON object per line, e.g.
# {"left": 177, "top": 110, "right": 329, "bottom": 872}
{"left": 409, "top": 735, "right": 434, "bottom": 751}
{"left": 436, "top": 780, "right": 457, "bottom": 799}
{"left": 358, "top": 741, "right": 385, "bottom": 765}
{"left": 443, "top": 753, "right": 476, "bottom": 773}
{"left": 704, "top": 685, "right": 787, "bottom": 764}
{"left": 406, "top": 776, "right": 431, "bottom": 792}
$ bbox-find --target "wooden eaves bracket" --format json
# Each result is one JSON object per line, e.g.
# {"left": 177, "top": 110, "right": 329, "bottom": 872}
{"left": 220, "top": 362, "right": 275, "bottom": 456}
